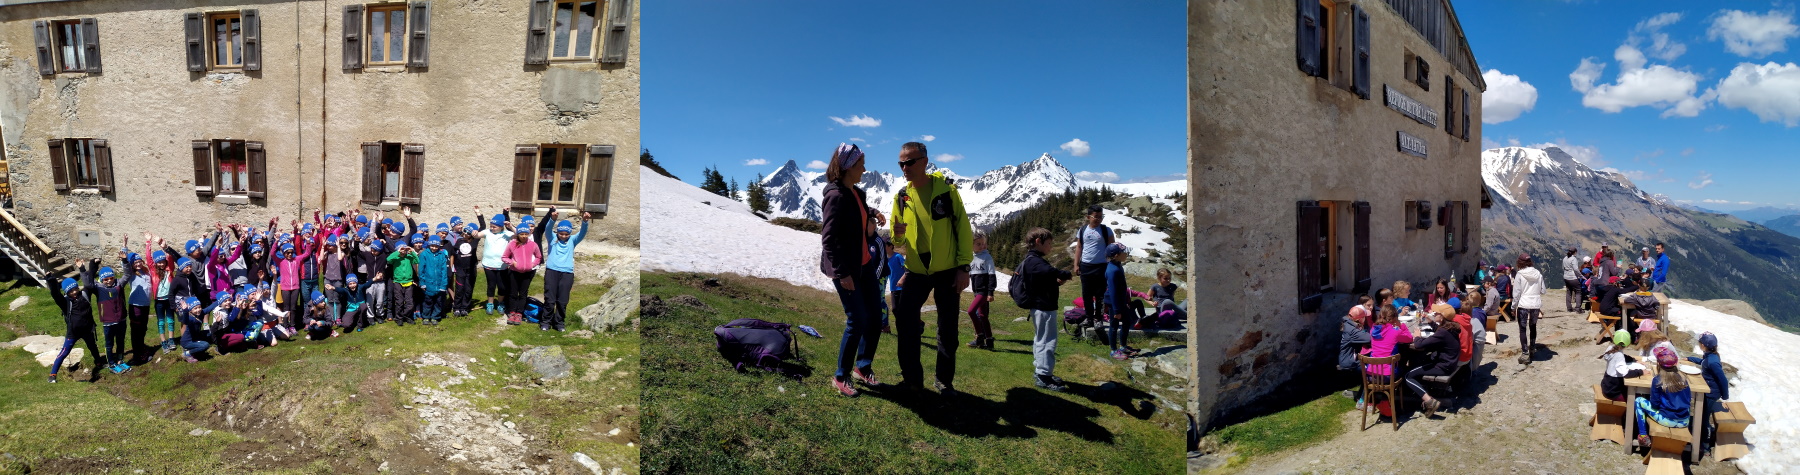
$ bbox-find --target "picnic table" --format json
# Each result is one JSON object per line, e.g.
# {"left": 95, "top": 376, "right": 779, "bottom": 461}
{"left": 1622, "top": 370, "right": 1710, "bottom": 463}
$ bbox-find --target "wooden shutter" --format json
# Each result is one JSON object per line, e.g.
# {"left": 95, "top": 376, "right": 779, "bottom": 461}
{"left": 1459, "top": 201, "right": 1470, "bottom": 254}
{"left": 33, "top": 21, "right": 53, "bottom": 75}
{"left": 601, "top": 0, "right": 632, "bottom": 64}
{"left": 361, "top": 142, "right": 382, "bottom": 205}
{"left": 1417, "top": 59, "right": 1430, "bottom": 90}
{"left": 80, "top": 18, "right": 102, "bottom": 74}
{"left": 1294, "top": 0, "right": 1320, "bottom": 77}
{"left": 525, "top": 0, "right": 552, "bottom": 65}
{"left": 46, "top": 139, "right": 68, "bottom": 191}
{"left": 582, "top": 145, "right": 615, "bottom": 213}
{"left": 1352, "top": 201, "right": 1371, "bottom": 295}
{"left": 242, "top": 9, "right": 262, "bottom": 71}
{"left": 92, "top": 139, "right": 114, "bottom": 193}
{"left": 512, "top": 144, "right": 538, "bottom": 209}
{"left": 400, "top": 144, "right": 424, "bottom": 205}
{"left": 191, "top": 140, "right": 213, "bottom": 196}
{"left": 1462, "top": 90, "right": 1471, "bottom": 141}
{"left": 343, "top": 5, "right": 365, "bottom": 70}
{"left": 184, "top": 13, "right": 206, "bottom": 72}
{"left": 1352, "top": 5, "right": 1369, "bottom": 99}
{"left": 1416, "top": 200, "right": 1432, "bottom": 229}
{"left": 407, "top": 2, "right": 431, "bottom": 68}
{"left": 1444, "top": 76, "right": 1455, "bottom": 136}
{"left": 246, "top": 141, "right": 267, "bottom": 199}
{"left": 1297, "top": 201, "right": 1324, "bottom": 313}
{"left": 1443, "top": 202, "right": 1455, "bottom": 259}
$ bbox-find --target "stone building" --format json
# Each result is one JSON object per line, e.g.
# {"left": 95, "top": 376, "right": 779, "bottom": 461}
{"left": 1187, "top": 0, "right": 1487, "bottom": 432}
{"left": 0, "top": 0, "right": 638, "bottom": 282}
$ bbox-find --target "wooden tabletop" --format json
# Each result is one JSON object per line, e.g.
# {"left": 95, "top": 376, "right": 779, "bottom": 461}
{"left": 1624, "top": 371, "right": 1710, "bottom": 395}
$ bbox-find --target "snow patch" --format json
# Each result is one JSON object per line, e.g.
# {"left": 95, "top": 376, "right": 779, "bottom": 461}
{"left": 1665, "top": 300, "right": 1799, "bottom": 475}
{"left": 641, "top": 166, "right": 832, "bottom": 291}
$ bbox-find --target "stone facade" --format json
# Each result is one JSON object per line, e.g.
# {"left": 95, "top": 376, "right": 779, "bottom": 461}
{"left": 1188, "top": 0, "right": 1485, "bottom": 431}
{"left": 0, "top": 0, "right": 639, "bottom": 267}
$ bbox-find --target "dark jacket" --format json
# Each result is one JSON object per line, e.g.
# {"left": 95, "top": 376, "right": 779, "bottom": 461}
{"left": 1687, "top": 352, "right": 1728, "bottom": 401}
{"left": 61, "top": 265, "right": 97, "bottom": 334}
{"left": 1018, "top": 249, "right": 1072, "bottom": 311}
{"left": 1338, "top": 314, "right": 1372, "bottom": 370}
{"left": 1414, "top": 323, "right": 1461, "bottom": 374}
{"left": 819, "top": 182, "right": 874, "bottom": 280}
{"left": 87, "top": 260, "right": 127, "bottom": 326}
{"left": 1597, "top": 284, "right": 1626, "bottom": 317}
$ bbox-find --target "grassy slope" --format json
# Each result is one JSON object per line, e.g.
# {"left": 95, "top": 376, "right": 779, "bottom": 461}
{"left": 641, "top": 271, "right": 1184, "bottom": 475}
{"left": 0, "top": 267, "right": 637, "bottom": 474}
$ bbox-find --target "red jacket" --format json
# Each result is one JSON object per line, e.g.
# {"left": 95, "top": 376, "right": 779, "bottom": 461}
{"left": 1454, "top": 313, "right": 1474, "bottom": 364}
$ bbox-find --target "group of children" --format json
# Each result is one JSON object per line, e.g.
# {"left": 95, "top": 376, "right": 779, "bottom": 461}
{"left": 46, "top": 206, "right": 591, "bottom": 383}
{"left": 1598, "top": 327, "right": 1729, "bottom": 457}
{"left": 1338, "top": 279, "right": 1487, "bottom": 419}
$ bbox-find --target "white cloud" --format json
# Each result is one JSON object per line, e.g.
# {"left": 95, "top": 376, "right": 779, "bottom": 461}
{"left": 743, "top": 158, "right": 769, "bottom": 166}
{"left": 1059, "top": 138, "right": 1091, "bottom": 157}
{"left": 1074, "top": 171, "right": 1120, "bottom": 183}
{"left": 1703, "top": 199, "right": 1733, "bottom": 204}
{"left": 805, "top": 160, "right": 828, "bottom": 170}
{"left": 1571, "top": 57, "right": 1607, "bottom": 93}
{"left": 1705, "top": 124, "right": 1729, "bottom": 132}
{"left": 1531, "top": 139, "right": 1607, "bottom": 168}
{"left": 849, "top": 137, "right": 867, "bottom": 143}
{"left": 1688, "top": 171, "right": 1714, "bottom": 189}
{"left": 1481, "top": 69, "right": 1538, "bottom": 123}
{"left": 919, "top": 135, "right": 936, "bottom": 142}
{"left": 1740, "top": 201, "right": 1756, "bottom": 205}
{"left": 1481, "top": 137, "right": 1502, "bottom": 149}
{"left": 1121, "top": 172, "right": 1189, "bottom": 183}
{"left": 1635, "top": 13, "right": 1687, "bottom": 62}
{"left": 1571, "top": 15, "right": 1716, "bottom": 117}
{"left": 1507, "top": 138, "right": 1522, "bottom": 146}
{"left": 1714, "top": 61, "right": 1800, "bottom": 126}
{"left": 934, "top": 153, "right": 964, "bottom": 162}
{"left": 1708, "top": 10, "right": 1800, "bottom": 58}
{"left": 828, "top": 114, "right": 882, "bottom": 128}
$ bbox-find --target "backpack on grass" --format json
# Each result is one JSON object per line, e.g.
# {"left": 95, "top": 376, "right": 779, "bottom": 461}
{"left": 714, "top": 318, "right": 802, "bottom": 374}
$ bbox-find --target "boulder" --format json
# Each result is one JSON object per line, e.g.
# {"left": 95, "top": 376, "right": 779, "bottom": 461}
{"left": 1155, "top": 346, "right": 1189, "bottom": 379}
{"left": 518, "top": 346, "right": 573, "bottom": 380}
{"left": 577, "top": 270, "right": 638, "bottom": 333}
{"left": 8, "top": 296, "right": 29, "bottom": 312}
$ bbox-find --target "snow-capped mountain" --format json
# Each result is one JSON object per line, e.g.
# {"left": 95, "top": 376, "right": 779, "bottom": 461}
{"left": 759, "top": 153, "right": 1177, "bottom": 230}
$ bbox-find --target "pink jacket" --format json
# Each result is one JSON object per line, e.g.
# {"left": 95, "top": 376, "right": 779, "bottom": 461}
{"left": 277, "top": 234, "right": 313, "bottom": 291}
{"left": 501, "top": 239, "right": 542, "bottom": 272}
{"left": 1361, "top": 323, "right": 1414, "bottom": 376}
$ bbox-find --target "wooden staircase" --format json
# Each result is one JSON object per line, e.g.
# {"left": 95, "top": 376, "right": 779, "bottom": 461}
{"left": 0, "top": 207, "right": 71, "bottom": 290}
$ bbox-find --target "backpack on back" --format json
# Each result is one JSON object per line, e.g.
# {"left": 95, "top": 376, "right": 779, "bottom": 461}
{"left": 713, "top": 318, "right": 802, "bottom": 374}
{"left": 1008, "top": 260, "right": 1030, "bottom": 308}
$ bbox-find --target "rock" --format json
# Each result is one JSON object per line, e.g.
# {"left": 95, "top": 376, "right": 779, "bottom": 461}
{"left": 378, "top": 461, "right": 390, "bottom": 472}
{"left": 1154, "top": 346, "right": 1189, "bottom": 379}
{"left": 568, "top": 330, "right": 594, "bottom": 339}
{"left": 577, "top": 270, "right": 639, "bottom": 333}
{"left": 15, "top": 334, "right": 63, "bottom": 353}
{"left": 500, "top": 339, "right": 518, "bottom": 348}
{"left": 35, "top": 347, "right": 82, "bottom": 369}
{"left": 189, "top": 428, "right": 210, "bottom": 436}
{"left": 572, "top": 452, "right": 605, "bottom": 475}
{"left": 518, "top": 346, "right": 573, "bottom": 380}
{"left": 606, "top": 427, "right": 621, "bottom": 436}
{"left": 503, "top": 421, "right": 515, "bottom": 429}
{"left": 8, "top": 296, "right": 29, "bottom": 311}
{"left": 452, "top": 442, "right": 464, "bottom": 450}
{"left": 1130, "top": 359, "right": 1147, "bottom": 374}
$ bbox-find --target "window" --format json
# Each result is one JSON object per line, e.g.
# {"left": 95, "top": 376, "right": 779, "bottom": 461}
{"left": 368, "top": 5, "right": 407, "bottom": 66}
{"left": 33, "top": 18, "right": 100, "bottom": 75}
{"left": 383, "top": 143, "right": 402, "bottom": 200}
{"left": 215, "top": 140, "right": 248, "bottom": 194}
{"left": 552, "top": 1, "right": 600, "bottom": 60}
{"left": 1315, "top": 0, "right": 1333, "bottom": 80}
{"left": 45, "top": 138, "right": 113, "bottom": 193}
{"left": 1415, "top": 56, "right": 1431, "bottom": 91}
{"left": 537, "top": 145, "right": 583, "bottom": 205}
{"left": 1444, "top": 75, "right": 1457, "bottom": 138}
{"left": 54, "top": 20, "right": 86, "bottom": 72}
{"left": 511, "top": 143, "right": 615, "bottom": 213}
{"left": 1295, "top": 201, "right": 1328, "bottom": 312}
{"left": 360, "top": 141, "right": 424, "bottom": 206}
{"left": 209, "top": 12, "right": 243, "bottom": 68}
{"left": 191, "top": 139, "right": 265, "bottom": 199}
{"left": 528, "top": 0, "right": 627, "bottom": 65}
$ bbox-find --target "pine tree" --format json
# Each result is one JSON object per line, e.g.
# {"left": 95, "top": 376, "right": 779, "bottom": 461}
{"left": 748, "top": 173, "right": 772, "bottom": 214}
{"left": 699, "top": 166, "right": 730, "bottom": 197}
{"left": 729, "top": 178, "right": 741, "bottom": 201}
{"left": 641, "top": 149, "right": 679, "bottom": 181}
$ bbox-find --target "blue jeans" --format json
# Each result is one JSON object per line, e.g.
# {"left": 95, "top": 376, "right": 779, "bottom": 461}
{"left": 180, "top": 340, "right": 211, "bottom": 359}
{"left": 423, "top": 291, "right": 444, "bottom": 321}
{"left": 832, "top": 266, "right": 882, "bottom": 379}
{"left": 51, "top": 330, "right": 100, "bottom": 374}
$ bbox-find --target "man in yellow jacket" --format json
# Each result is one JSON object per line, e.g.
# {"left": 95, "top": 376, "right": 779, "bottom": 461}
{"left": 890, "top": 142, "right": 975, "bottom": 396}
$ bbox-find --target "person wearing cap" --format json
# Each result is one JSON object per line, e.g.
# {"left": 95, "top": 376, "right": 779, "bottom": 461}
{"left": 1071, "top": 204, "right": 1116, "bottom": 335}
{"left": 296, "top": 222, "right": 327, "bottom": 324}
{"left": 85, "top": 258, "right": 131, "bottom": 374}
{"left": 474, "top": 206, "right": 516, "bottom": 316}
{"left": 1686, "top": 332, "right": 1727, "bottom": 456}
{"left": 1633, "top": 346, "right": 1692, "bottom": 447}
{"left": 120, "top": 237, "right": 159, "bottom": 362}
{"left": 387, "top": 234, "right": 422, "bottom": 326}
{"left": 501, "top": 216, "right": 545, "bottom": 324}
{"left": 1598, "top": 329, "right": 1644, "bottom": 401}
{"left": 418, "top": 235, "right": 451, "bottom": 324}
{"left": 337, "top": 273, "right": 370, "bottom": 332}
{"left": 1402, "top": 304, "right": 1462, "bottom": 418}
{"left": 274, "top": 224, "right": 313, "bottom": 326}
{"left": 358, "top": 229, "right": 391, "bottom": 324}
{"left": 819, "top": 144, "right": 885, "bottom": 396}
{"left": 1562, "top": 248, "right": 1582, "bottom": 312}
{"left": 449, "top": 218, "right": 481, "bottom": 317}
{"left": 541, "top": 208, "right": 593, "bottom": 332}
{"left": 301, "top": 291, "right": 338, "bottom": 340}
{"left": 1511, "top": 254, "right": 1546, "bottom": 365}
{"left": 47, "top": 265, "right": 103, "bottom": 383}
{"left": 173, "top": 296, "right": 214, "bottom": 363}
{"left": 319, "top": 233, "right": 353, "bottom": 321}
{"left": 887, "top": 141, "right": 975, "bottom": 396}
{"left": 147, "top": 243, "right": 183, "bottom": 354}
{"left": 1102, "top": 242, "right": 1139, "bottom": 360}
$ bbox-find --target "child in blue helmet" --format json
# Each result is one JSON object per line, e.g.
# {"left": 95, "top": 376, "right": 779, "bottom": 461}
{"left": 541, "top": 207, "right": 592, "bottom": 332}
{"left": 419, "top": 235, "right": 451, "bottom": 324}
{"left": 338, "top": 273, "right": 369, "bottom": 331}
{"left": 358, "top": 229, "right": 390, "bottom": 324}
{"left": 387, "top": 234, "right": 422, "bottom": 325}
{"left": 174, "top": 296, "right": 212, "bottom": 363}
{"left": 48, "top": 266, "right": 102, "bottom": 383}
{"left": 86, "top": 258, "right": 131, "bottom": 373}
{"left": 474, "top": 206, "right": 515, "bottom": 316}
{"left": 302, "top": 291, "right": 337, "bottom": 340}
{"left": 450, "top": 217, "right": 480, "bottom": 316}
{"left": 122, "top": 237, "right": 157, "bottom": 362}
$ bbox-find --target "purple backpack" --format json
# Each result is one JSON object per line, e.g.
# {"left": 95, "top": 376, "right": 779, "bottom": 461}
{"left": 714, "top": 318, "right": 802, "bottom": 373}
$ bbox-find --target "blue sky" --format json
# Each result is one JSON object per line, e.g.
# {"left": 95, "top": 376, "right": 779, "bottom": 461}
{"left": 642, "top": 0, "right": 1185, "bottom": 187}
{"left": 1461, "top": 1, "right": 1800, "bottom": 211}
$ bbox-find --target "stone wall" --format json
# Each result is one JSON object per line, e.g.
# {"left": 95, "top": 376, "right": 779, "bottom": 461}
{"left": 1187, "top": 0, "right": 1485, "bottom": 431}
{"left": 0, "top": 0, "right": 639, "bottom": 266}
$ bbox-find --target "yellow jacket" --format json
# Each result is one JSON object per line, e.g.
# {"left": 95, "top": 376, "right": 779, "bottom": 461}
{"left": 890, "top": 172, "right": 973, "bottom": 275}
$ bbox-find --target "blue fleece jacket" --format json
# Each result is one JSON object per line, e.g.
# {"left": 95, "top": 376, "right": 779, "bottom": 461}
{"left": 544, "top": 220, "right": 590, "bottom": 274}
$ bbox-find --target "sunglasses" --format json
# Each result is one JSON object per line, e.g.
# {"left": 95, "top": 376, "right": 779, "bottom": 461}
{"left": 897, "top": 157, "right": 923, "bottom": 168}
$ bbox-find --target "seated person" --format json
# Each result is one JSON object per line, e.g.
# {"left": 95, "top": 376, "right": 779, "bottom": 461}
{"left": 1145, "top": 268, "right": 1187, "bottom": 326}
{"left": 1360, "top": 305, "right": 1413, "bottom": 410}
{"left": 1634, "top": 346, "right": 1692, "bottom": 447}
{"left": 1339, "top": 298, "right": 1373, "bottom": 408}
{"left": 1450, "top": 299, "right": 1480, "bottom": 371}
{"left": 1636, "top": 324, "right": 1677, "bottom": 361}
{"left": 1623, "top": 277, "right": 1660, "bottom": 320}
{"left": 1391, "top": 280, "right": 1417, "bottom": 314}
{"left": 1402, "top": 305, "right": 1461, "bottom": 418}
{"left": 1599, "top": 330, "right": 1645, "bottom": 401}
{"left": 1596, "top": 276, "right": 1626, "bottom": 319}
{"left": 1687, "top": 332, "right": 1728, "bottom": 456}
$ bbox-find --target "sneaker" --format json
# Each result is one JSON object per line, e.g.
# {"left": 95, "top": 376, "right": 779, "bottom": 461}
{"left": 1124, "top": 346, "right": 1142, "bottom": 356}
{"left": 48, "top": 374, "right": 57, "bottom": 383}
{"left": 832, "top": 377, "right": 859, "bottom": 397}
{"left": 1422, "top": 398, "right": 1440, "bottom": 418}
{"left": 933, "top": 381, "right": 957, "bottom": 397}
{"left": 1355, "top": 399, "right": 1366, "bottom": 411}
{"left": 539, "top": 324, "right": 550, "bottom": 331}
{"left": 554, "top": 325, "right": 566, "bottom": 332}
{"left": 1111, "top": 350, "right": 1128, "bottom": 360}
{"left": 1035, "top": 375, "right": 1067, "bottom": 392}
{"left": 852, "top": 367, "right": 879, "bottom": 386}
{"left": 1517, "top": 354, "right": 1531, "bottom": 365}
{"left": 486, "top": 302, "right": 496, "bottom": 315}
{"left": 1636, "top": 435, "right": 1651, "bottom": 447}
{"left": 183, "top": 354, "right": 199, "bottom": 363}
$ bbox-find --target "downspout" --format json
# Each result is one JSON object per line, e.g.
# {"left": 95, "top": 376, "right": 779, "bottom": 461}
{"left": 318, "top": 0, "right": 329, "bottom": 209}
{"left": 298, "top": 0, "right": 308, "bottom": 215}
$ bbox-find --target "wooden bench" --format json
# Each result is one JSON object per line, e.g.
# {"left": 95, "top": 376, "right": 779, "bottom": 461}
{"left": 1645, "top": 417, "right": 1692, "bottom": 458}
{"left": 1590, "top": 385, "right": 1627, "bottom": 444}
{"left": 1644, "top": 450, "right": 1684, "bottom": 475}
{"left": 1714, "top": 401, "right": 1757, "bottom": 461}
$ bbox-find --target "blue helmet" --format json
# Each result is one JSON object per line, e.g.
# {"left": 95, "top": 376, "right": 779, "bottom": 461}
{"left": 98, "top": 266, "right": 116, "bottom": 280}
{"left": 61, "top": 277, "right": 78, "bottom": 293}
{"left": 435, "top": 223, "right": 450, "bottom": 233}
{"left": 176, "top": 257, "right": 196, "bottom": 271}
{"left": 490, "top": 215, "right": 506, "bottom": 226}
{"left": 427, "top": 236, "right": 443, "bottom": 247}
{"left": 555, "top": 220, "right": 574, "bottom": 233}
{"left": 185, "top": 239, "right": 202, "bottom": 254}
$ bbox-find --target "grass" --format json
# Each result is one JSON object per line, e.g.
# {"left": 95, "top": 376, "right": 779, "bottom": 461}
{"left": 0, "top": 267, "right": 638, "bottom": 474}
{"left": 1210, "top": 395, "right": 1354, "bottom": 462}
{"left": 640, "top": 271, "right": 1184, "bottom": 475}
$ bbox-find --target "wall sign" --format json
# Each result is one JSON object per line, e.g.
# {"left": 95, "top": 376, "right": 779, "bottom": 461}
{"left": 1384, "top": 85, "right": 1438, "bottom": 127}
{"left": 1397, "top": 131, "right": 1428, "bottom": 158}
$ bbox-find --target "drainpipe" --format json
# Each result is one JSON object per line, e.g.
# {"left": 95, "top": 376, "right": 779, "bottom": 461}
{"left": 318, "top": 0, "right": 328, "bottom": 210}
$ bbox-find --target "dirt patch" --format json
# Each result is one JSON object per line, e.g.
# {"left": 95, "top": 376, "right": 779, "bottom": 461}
{"left": 32, "top": 456, "right": 124, "bottom": 474}
{"left": 409, "top": 352, "right": 543, "bottom": 473}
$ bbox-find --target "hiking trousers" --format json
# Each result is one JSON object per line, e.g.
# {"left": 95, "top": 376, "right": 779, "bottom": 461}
{"left": 1516, "top": 308, "right": 1541, "bottom": 354}
{"left": 893, "top": 269, "right": 963, "bottom": 388}
{"left": 453, "top": 268, "right": 477, "bottom": 312}
{"left": 102, "top": 323, "right": 126, "bottom": 367}
{"left": 1564, "top": 279, "right": 1581, "bottom": 311}
{"left": 365, "top": 280, "right": 387, "bottom": 321}
{"left": 127, "top": 305, "right": 151, "bottom": 361}
{"left": 485, "top": 267, "right": 510, "bottom": 302}
{"left": 1078, "top": 263, "right": 1106, "bottom": 323}
{"left": 544, "top": 269, "right": 574, "bottom": 329}
{"left": 1031, "top": 309, "right": 1059, "bottom": 377}
{"left": 964, "top": 293, "right": 993, "bottom": 342}
{"left": 831, "top": 266, "right": 882, "bottom": 379}
{"left": 50, "top": 329, "right": 100, "bottom": 375}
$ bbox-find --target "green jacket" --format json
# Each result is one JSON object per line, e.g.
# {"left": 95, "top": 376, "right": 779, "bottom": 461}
{"left": 387, "top": 250, "right": 419, "bottom": 286}
{"left": 890, "top": 172, "right": 973, "bottom": 275}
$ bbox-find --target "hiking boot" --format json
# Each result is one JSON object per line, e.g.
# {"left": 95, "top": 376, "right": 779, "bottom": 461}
{"left": 934, "top": 381, "right": 957, "bottom": 397}
{"left": 852, "top": 367, "right": 879, "bottom": 386}
{"left": 832, "top": 377, "right": 860, "bottom": 397}
{"left": 1035, "top": 375, "right": 1067, "bottom": 392}
{"left": 554, "top": 325, "right": 566, "bottom": 332}
{"left": 1517, "top": 354, "right": 1531, "bottom": 365}
{"left": 539, "top": 323, "right": 550, "bottom": 331}
{"left": 1422, "top": 398, "right": 1441, "bottom": 418}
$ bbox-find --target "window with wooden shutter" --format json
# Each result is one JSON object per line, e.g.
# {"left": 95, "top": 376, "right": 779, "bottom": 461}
{"left": 92, "top": 139, "right": 113, "bottom": 193}
{"left": 51, "top": 20, "right": 87, "bottom": 73}
{"left": 246, "top": 141, "right": 267, "bottom": 199}
{"left": 400, "top": 143, "right": 424, "bottom": 205}
{"left": 206, "top": 12, "right": 244, "bottom": 69}
{"left": 1353, "top": 201, "right": 1371, "bottom": 295}
{"left": 367, "top": 4, "right": 407, "bottom": 66}
{"left": 408, "top": 2, "right": 431, "bottom": 68}
{"left": 361, "top": 142, "right": 383, "bottom": 205}
{"left": 1352, "top": 5, "right": 1370, "bottom": 99}
{"left": 511, "top": 144, "right": 539, "bottom": 209}
{"left": 1459, "top": 201, "right": 1470, "bottom": 254}
{"left": 1415, "top": 57, "right": 1430, "bottom": 90}
{"left": 601, "top": 0, "right": 631, "bottom": 64}
{"left": 184, "top": 13, "right": 206, "bottom": 72}
{"left": 582, "top": 144, "right": 614, "bottom": 214}
{"left": 1297, "top": 201, "right": 1325, "bottom": 313}
{"left": 1443, "top": 202, "right": 1455, "bottom": 259}
{"left": 343, "top": 5, "right": 365, "bottom": 70}
{"left": 548, "top": 0, "right": 600, "bottom": 61}
{"left": 46, "top": 139, "right": 68, "bottom": 191}
{"left": 1461, "top": 90, "right": 1471, "bottom": 141}
{"left": 80, "top": 18, "right": 101, "bottom": 74}
{"left": 191, "top": 139, "right": 213, "bottom": 196}
{"left": 1416, "top": 200, "right": 1432, "bottom": 229}
{"left": 1444, "top": 76, "right": 1456, "bottom": 136}
{"left": 525, "top": 0, "right": 552, "bottom": 65}
{"left": 33, "top": 21, "right": 54, "bottom": 75}
{"left": 1294, "top": 0, "right": 1320, "bottom": 77}
{"left": 242, "top": 9, "right": 262, "bottom": 71}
